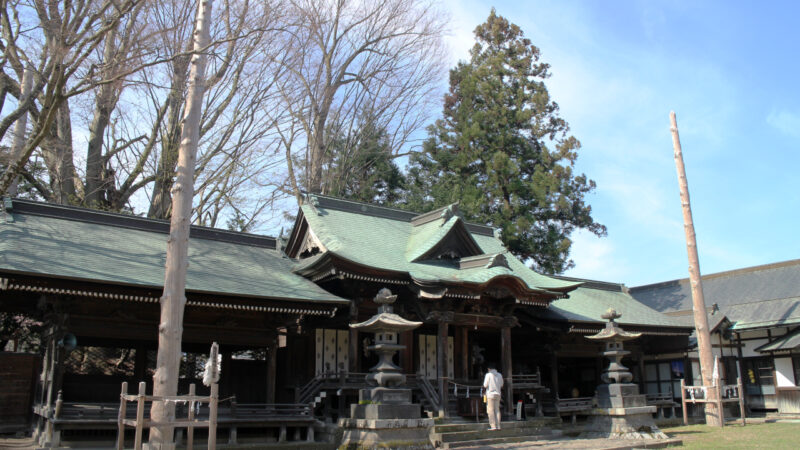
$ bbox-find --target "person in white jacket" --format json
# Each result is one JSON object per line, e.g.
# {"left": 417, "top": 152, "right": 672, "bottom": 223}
{"left": 483, "top": 363, "right": 504, "bottom": 430}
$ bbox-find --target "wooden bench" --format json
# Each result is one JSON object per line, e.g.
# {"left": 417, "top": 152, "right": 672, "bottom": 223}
{"left": 646, "top": 392, "right": 679, "bottom": 419}
{"left": 220, "top": 401, "right": 318, "bottom": 444}
{"left": 36, "top": 392, "right": 320, "bottom": 447}
{"left": 544, "top": 397, "right": 594, "bottom": 425}
{"left": 34, "top": 392, "right": 141, "bottom": 447}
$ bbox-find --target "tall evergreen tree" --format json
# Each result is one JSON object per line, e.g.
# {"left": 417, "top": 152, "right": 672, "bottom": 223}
{"left": 406, "top": 9, "right": 605, "bottom": 274}
{"left": 325, "top": 116, "right": 406, "bottom": 205}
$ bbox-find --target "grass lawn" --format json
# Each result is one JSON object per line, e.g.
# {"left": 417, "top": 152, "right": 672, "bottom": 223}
{"left": 662, "top": 422, "right": 800, "bottom": 449}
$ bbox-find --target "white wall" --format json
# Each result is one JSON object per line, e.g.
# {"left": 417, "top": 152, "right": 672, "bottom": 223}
{"left": 775, "top": 357, "right": 796, "bottom": 387}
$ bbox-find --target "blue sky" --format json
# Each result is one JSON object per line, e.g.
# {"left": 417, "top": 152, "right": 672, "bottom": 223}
{"left": 442, "top": 0, "right": 800, "bottom": 286}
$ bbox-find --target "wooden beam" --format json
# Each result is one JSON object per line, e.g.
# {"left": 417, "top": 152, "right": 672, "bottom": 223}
{"left": 670, "top": 111, "right": 720, "bottom": 426}
{"left": 349, "top": 303, "right": 359, "bottom": 373}
{"left": 501, "top": 326, "right": 513, "bottom": 414}
{"left": 149, "top": 2, "right": 212, "bottom": 441}
{"left": 437, "top": 320, "right": 449, "bottom": 417}
{"left": 267, "top": 333, "right": 277, "bottom": 403}
{"left": 458, "top": 326, "right": 469, "bottom": 380}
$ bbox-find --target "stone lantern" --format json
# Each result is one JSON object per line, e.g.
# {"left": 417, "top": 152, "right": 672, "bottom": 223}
{"left": 339, "top": 288, "right": 434, "bottom": 449}
{"left": 351, "top": 288, "right": 420, "bottom": 390}
{"left": 581, "top": 309, "right": 668, "bottom": 440}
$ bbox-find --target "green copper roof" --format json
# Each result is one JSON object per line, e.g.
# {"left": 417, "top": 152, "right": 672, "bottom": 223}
{"left": 295, "top": 196, "right": 582, "bottom": 295}
{"left": 0, "top": 200, "right": 348, "bottom": 304}
{"left": 406, "top": 216, "right": 473, "bottom": 262}
{"left": 545, "top": 281, "right": 691, "bottom": 329}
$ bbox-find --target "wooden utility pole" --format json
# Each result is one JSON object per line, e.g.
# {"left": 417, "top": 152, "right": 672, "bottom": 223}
{"left": 7, "top": 67, "right": 33, "bottom": 198}
{"left": 148, "top": 1, "right": 213, "bottom": 448}
{"left": 670, "top": 111, "right": 721, "bottom": 427}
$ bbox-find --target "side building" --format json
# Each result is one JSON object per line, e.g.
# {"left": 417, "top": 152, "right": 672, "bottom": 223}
{"left": 631, "top": 260, "right": 800, "bottom": 414}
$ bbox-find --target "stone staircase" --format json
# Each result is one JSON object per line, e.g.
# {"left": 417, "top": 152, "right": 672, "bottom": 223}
{"left": 430, "top": 417, "right": 562, "bottom": 449}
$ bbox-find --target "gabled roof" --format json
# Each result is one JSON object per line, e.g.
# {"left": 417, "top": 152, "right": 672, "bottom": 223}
{"left": 538, "top": 277, "right": 692, "bottom": 332}
{"left": 630, "top": 259, "right": 800, "bottom": 331}
{"left": 406, "top": 208, "right": 483, "bottom": 262}
{"left": 287, "top": 195, "right": 582, "bottom": 300}
{"left": 0, "top": 199, "right": 349, "bottom": 306}
{"left": 755, "top": 327, "right": 800, "bottom": 353}
{"left": 630, "top": 259, "right": 800, "bottom": 313}
{"left": 728, "top": 297, "right": 800, "bottom": 330}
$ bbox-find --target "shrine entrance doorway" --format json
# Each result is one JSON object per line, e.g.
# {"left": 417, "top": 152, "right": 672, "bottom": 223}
{"left": 466, "top": 330, "right": 502, "bottom": 381}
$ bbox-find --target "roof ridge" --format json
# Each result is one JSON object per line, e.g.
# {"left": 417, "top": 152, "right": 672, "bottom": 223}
{"left": 551, "top": 274, "right": 623, "bottom": 292}
{"left": 307, "top": 194, "right": 495, "bottom": 236}
{"left": 726, "top": 295, "right": 800, "bottom": 308}
{"left": 631, "top": 258, "right": 800, "bottom": 291}
{"left": 7, "top": 198, "right": 277, "bottom": 249}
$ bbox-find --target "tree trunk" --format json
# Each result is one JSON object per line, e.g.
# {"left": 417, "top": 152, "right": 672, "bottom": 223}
{"left": 148, "top": 55, "right": 191, "bottom": 219}
{"left": 85, "top": 29, "right": 121, "bottom": 208}
{"left": 670, "top": 111, "right": 720, "bottom": 427}
{"left": 148, "top": 1, "right": 212, "bottom": 447}
{"left": 41, "top": 101, "right": 77, "bottom": 204}
{"left": 7, "top": 67, "right": 33, "bottom": 197}
{"left": 308, "top": 113, "right": 327, "bottom": 193}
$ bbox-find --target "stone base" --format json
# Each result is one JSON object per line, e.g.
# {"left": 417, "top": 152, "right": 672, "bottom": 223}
{"left": 596, "top": 383, "right": 647, "bottom": 408}
{"left": 351, "top": 403, "right": 422, "bottom": 420}
{"left": 580, "top": 407, "right": 668, "bottom": 440}
{"left": 359, "top": 388, "right": 412, "bottom": 405}
{"left": 338, "top": 417, "right": 434, "bottom": 449}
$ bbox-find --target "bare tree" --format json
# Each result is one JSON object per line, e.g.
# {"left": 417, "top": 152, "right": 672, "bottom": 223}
{"left": 271, "top": 0, "right": 447, "bottom": 197}
{"left": 0, "top": 0, "right": 140, "bottom": 197}
{"left": 149, "top": 0, "right": 212, "bottom": 445}
{"left": 142, "top": 0, "right": 289, "bottom": 220}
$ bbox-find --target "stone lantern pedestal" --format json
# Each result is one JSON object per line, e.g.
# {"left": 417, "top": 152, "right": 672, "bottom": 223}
{"left": 581, "top": 309, "right": 668, "bottom": 440}
{"left": 338, "top": 289, "right": 434, "bottom": 449}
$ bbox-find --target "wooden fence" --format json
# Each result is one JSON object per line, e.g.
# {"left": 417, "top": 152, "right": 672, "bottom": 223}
{"left": 116, "top": 381, "right": 218, "bottom": 450}
{"left": 680, "top": 378, "right": 746, "bottom": 427}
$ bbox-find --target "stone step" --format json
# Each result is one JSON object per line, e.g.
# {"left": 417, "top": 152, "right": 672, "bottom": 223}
{"left": 440, "top": 426, "right": 561, "bottom": 443}
{"left": 434, "top": 418, "right": 560, "bottom": 434}
{"left": 440, "top": 431, "right": 561, "bottom": 449}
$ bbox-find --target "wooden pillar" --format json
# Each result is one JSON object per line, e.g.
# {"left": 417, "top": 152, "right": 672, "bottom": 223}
{"left": 501, "top": 325, "right": 513, "bottom": 414}
{"left": 134, "top": 345, "right": 148, "bottom": 382}
{"left": 221, "top": 350, "right": 232, "bottom": 399}
{"left": 735, "top": 331, "right": 749, "bottom": 415}
{"left": 550, "top": 353, "right": 559, "bottom": 397}
{"left": 597, "top": 353, "right": 605, "bottom": 391}
{"left": 437, "top": 320, "right": 449, "bottom": 417}
{"left": 267, "top": 333, "right": 278, "bottom": 403}
{"left": 459, "top": 327, "right": 469, "bottom": 380}
{"left": 401, "top": 330, "right": 414, "bottom": 374}
{"left": 637, "top": 353, "right": 646, "bottom": 391}
{"left": 349, "top": 302, "right": 359, "bottom": 373}
{"left": 38, "top": 333, "right": 57, "bottom": 447}
{"left": 670, "top": 111, "right": 720, "bottom": 426}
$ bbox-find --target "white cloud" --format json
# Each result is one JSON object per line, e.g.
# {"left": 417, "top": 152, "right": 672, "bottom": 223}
{"left": 564, "top": 229, "right": 628, "bottom": 283}
{"left": 766, "top": 109, "right": 800, "bottom": 138}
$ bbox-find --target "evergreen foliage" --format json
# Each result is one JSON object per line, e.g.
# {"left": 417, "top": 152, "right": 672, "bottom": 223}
{"left": 405, "top": 9, "right": 606, "bottom": 274}
{"left": 325, "top": 116, "right": 406, "bottom": 205}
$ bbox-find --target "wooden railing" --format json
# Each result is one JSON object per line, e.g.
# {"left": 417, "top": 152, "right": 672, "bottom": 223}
{"left": 117, "top": 381, "right": 218, "bottom": 450}
{"left": 680, "top": 378, "right": 746, "bottom": 427}
{"left": 296, "top": 371, "right": 369, "bottom": 404}
{"left": 511, "top": 368, "right": 542, "bottom": 388}
{"left": 415, "top": 375, "right": 441, "bottom": 412}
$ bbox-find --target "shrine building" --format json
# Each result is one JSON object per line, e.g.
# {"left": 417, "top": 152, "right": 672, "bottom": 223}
{"left": 0, "top": 194, "right": 695, "bottom": 444}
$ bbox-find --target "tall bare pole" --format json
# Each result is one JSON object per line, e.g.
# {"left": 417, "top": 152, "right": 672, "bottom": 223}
{"left": 670, "top": 111, "right": 721, "bottom": 427}
{"left": 148, "top": 1, "right": 213, "bottom": 448}
{"left": 7, "top": 67, "right": 34, "bottom": 198}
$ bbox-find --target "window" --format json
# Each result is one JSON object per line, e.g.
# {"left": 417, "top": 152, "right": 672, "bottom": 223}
{"left": 793, "top": 355, "right": 800, "bottom": 386}
{"left": 742, "top": 357, "right": 775, "bottom": 395}
{"left": 644, "top": 359, "right": 685, "bottom": 399}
